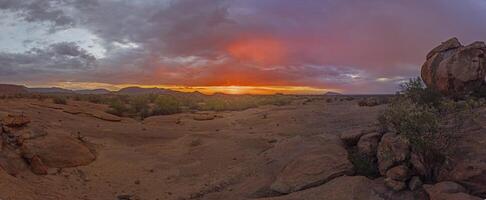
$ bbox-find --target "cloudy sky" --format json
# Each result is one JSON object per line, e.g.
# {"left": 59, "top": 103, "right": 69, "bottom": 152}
{"left": 1, "top": 0, "right": 486, "bottom": 94}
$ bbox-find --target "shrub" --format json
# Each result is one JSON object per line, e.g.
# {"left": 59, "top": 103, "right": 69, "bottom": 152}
{"left": 129, "top": 95, "right": 150, "bottom": 113}
{"left": 348, "top": 149, "right": 380, "bottom": 178}
{"left": 152, "top": 95, "right": 181, "bottom": 115}
{"left": 106, "top": 100, "right": 129, "bottom": 116}
{"left": 400, "top": 77, "right": 442, "bottom": 107}
{"left": 52, "top": 96, "right": 67, "bottom": 105}
{"left": 377, "top": 78, "right": 483, "bottom": 181}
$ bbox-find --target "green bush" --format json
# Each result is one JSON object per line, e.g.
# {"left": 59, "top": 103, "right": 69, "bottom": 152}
{"left": 348, "top": 149, "right": 379, "bottom": 178}
{"left": 400, "top": 77, "right": 442, "bottom": 107}
{"left": 52, "top": 96, "right": 67, "bottom": 105}
{"left": 107, "top": 100, "right": 129, "bottom": 117}
{"left": 152, "top": 95, "right": 181, "bottom": 115}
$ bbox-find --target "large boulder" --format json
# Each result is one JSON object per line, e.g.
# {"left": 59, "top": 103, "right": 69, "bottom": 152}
{"left": 264, "top": 176, "right": 424, "bottom": 200}
{"left": 421, "top": 37, "right": 486, "bottom": 96}
{"left": 424, "top": 181, "right": 482, "bottom": 200}
{"left": 1, "top": 114, "right": 31, "bottom": 128}
{"left": 436, "top": 113, "right": 486, "bottom": 198}
{"left": 21, "top": 134, "right": 96, "bottom": 168}
{"left": 269, "top": 135, "right": 354, "bottom": 194}
{"left": 377, "top": 133, "right": 410, "bottom": 175}
{"left": 357, "top": 132, "right": 382, "bottom": 156}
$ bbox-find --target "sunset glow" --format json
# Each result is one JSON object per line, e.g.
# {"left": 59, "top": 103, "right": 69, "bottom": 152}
{"left": 227, "top": 38, "right": 287, "bottom": 64}
{"left": 33, "top": 82, "right": 332, "bottom": 95}
{"left": 1, "top": 0, "right": 486, "bottom": 94}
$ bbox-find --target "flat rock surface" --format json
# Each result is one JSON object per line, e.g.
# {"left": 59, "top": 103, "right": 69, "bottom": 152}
{"left": 0, "top": 97, "right": 398, "bottom": 200}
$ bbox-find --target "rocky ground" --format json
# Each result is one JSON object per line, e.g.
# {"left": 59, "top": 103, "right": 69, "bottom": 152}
{"left": 0, "top": 96, "right": 484, "bottom": 200}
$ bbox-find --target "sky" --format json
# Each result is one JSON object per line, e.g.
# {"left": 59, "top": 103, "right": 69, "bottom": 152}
{"left": 1, "top": 0, "right": 486, "bottom": 94}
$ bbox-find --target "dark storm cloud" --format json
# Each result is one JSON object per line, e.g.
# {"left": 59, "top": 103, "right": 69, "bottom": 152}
{"left": 1, "top": 0, "right": 486, "bottom": 93}
{"left": 0, "top": 0, "right": 76, "bottom": 28}
{"left": 0, "top": 42, "right": 96, "bottom": 79}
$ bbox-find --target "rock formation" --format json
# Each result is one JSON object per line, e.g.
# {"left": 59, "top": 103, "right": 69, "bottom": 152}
{"left": 421, "top": 37, "right": 486, "bottom": 96}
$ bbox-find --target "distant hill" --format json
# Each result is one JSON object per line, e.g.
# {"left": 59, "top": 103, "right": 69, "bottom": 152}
{"left": 27, "top": 87, "right": 74, "bottom": 94}
{"left": 116, "top": 87, "right": 174, "bottom": 95}
{"left": 76, "top": 89, "right": 111, "bottom": 95}
{"left": 0, "top": 84, "right": 29, "bottom": 94}
{"left": 324, "top": 91, "right": 342, "bottom": 96}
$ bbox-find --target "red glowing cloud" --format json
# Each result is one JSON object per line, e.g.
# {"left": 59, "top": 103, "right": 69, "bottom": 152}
{"left": 227, "top": 38, "right": 287, "bottom": 65}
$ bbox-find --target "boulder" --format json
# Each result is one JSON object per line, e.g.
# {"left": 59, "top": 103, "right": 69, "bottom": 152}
{"left": 264, "top": 176, "right": 385, "bottom": 200}
{"left": 339, "top": 129, "right": 365, "bottom": 146}
{"left": 436, "top": 118, "right": 486, "bottom": 198}
{"left": 269, "top": 135, "right": 354, "bottom": 194}
{"left": 29, "top": 155, "right": 48, "bottom": 175}
{"left": 357, "top": 132, "right": 381, "bottom": 156}
{"left": 0, "top": 149, "right": 28, "bottom": 176}
{"left": 386, "top": 165, "right": 410, "bottom": 181}
{"left": 409, "top": 176, "right": 423, "bottom": 191}
{"left": 264, "top": 176, "right": 424, "bottom": 200}
{"left": 424, "top": 181, "right": 482, "bottom": 200}
{"left": 193, "top": 114, "right": 216, "bottom": 121}
{"left": 384, "top": 177, "right": 407, "bottom": 191}
{"left": 21, "top": 134, "right": 96, "bottom": 168}
{"left": 377, "top": 133, "right": 410, "bottom": 175}
{"left": 421, "top": 38, "right": 486, "bottom": 96}
{"left": 1, "top": 114, "right": 31, "bottom": 128}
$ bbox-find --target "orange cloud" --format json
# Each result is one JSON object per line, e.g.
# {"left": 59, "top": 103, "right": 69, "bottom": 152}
{"left": 227, "top": 37, "right": 287, "bottom": 65}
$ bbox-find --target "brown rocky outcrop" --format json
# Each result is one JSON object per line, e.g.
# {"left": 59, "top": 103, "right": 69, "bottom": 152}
{"left": 421, "top": 37, "right": 486, "bottom": 96}
{"left": 0, "top": 84, "right": 29, "bottom": 95}
{"left": 1, "top": 114, "right": 31, "bottom": 128}
{"left": 424, "top": 181, "right": 482, "bottom": 200}
{"left": 21, "top": 134, "right": 95, "bottom": 168}
{"left": 377, "top": 133, "right": 410, "bottom": 175}
{"left": 268, "top": 135, "right": 354, "bottom": 194}
{"left": 435, "top": 112, "right": 486, "bottom": 198}
{"left": 357, "top": 132, "right": 381, "bottom": 156}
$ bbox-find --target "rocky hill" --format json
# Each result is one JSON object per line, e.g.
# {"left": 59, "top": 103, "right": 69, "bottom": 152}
{"left": 0, "top": 84, "right": 28, "bottom": 95}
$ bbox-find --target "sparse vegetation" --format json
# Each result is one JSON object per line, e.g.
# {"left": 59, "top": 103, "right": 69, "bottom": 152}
{"left": 102, "top": 93, "right": 293, "bottom": 120}
{"left": 378, "top": 77, "right": 483, "bottom": 181}
{"left": 348, "top": 149, "right": 380, "bottom": 178}
{"left": 52, "top": 96, "right": 67, "bottom": 105}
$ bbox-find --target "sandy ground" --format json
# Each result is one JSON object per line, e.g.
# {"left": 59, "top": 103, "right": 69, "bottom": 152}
{"left": 0, "top": 97, "right": 385, "bottom": 200}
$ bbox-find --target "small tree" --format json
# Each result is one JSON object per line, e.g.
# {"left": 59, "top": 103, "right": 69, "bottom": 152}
{"left": 52, "top": 96, "right": 67, "bottom": 105}
{"left": 152, "top": 95, "right": 181, "bottom": 115}
{"left": 107, "top": 100, "right": 128, "bottom": 116}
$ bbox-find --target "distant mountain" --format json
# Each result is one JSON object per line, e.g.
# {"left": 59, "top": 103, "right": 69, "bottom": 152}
{"left": 116, "top": 87, "right": 174, "bottom": 95}
{"left": 0, "top": 84, "right": 29, "bottom": 94}
{"left": 27, "top": 87, "right": 74, "bottom": 94}
{"left": 76, "top": 89, "right": 111, "bottom": 95}
{"left": 324, "top": 91, "right": 342, "bottom": 96}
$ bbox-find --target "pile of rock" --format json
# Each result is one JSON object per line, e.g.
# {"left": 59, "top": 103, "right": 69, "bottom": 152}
{"left": 0, "top": 113, "right": 96, "bottom": 176}
{"left": 340, "top": 127, "right": 485, "bottom": 199}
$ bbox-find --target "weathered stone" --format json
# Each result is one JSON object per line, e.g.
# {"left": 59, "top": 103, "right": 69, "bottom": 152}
{"left": 1, "top": 114, "right": 31, "bottom": 128}
{"left": 424, "top": 181, "right": 482, "bottom": 200}
{"left": 21, "top": 134, "right": 96, "bottom": 168}
{"left": 409, "top": 176, "right": 423, "bottom": 191}
{"left": 377, "top": 133, "right": 410, "bottom": 175}
{"left": 264, "top": 176, "right": 389, "bottom": 200}
{"left": 421, "top": 38, "right": 486, "bottom": 96}
{"left": 30, "top": 155, "right": 48, "bottom": 175}
{"left": 339, "top": 129, "right": 365, "bottom": 146}
{"left": 386, "top": 165, "right": 410, "bottom": 181}
{"left": 436, "top": 120, "right": 486, "bottom": 197}
{"left": 193, "top": 114, "right": 216, "bottom": 121}
{"left": 384, "top": 177, "right": 407, "bottom": 191}
{"left": 270, "top": 135, "right": 354, "bottom": 194}
{"left": 0, "top": 150, "right": 27, "bottom": 176}
{"left": 357, "top": 132, "right": 381, "bottom": 156}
